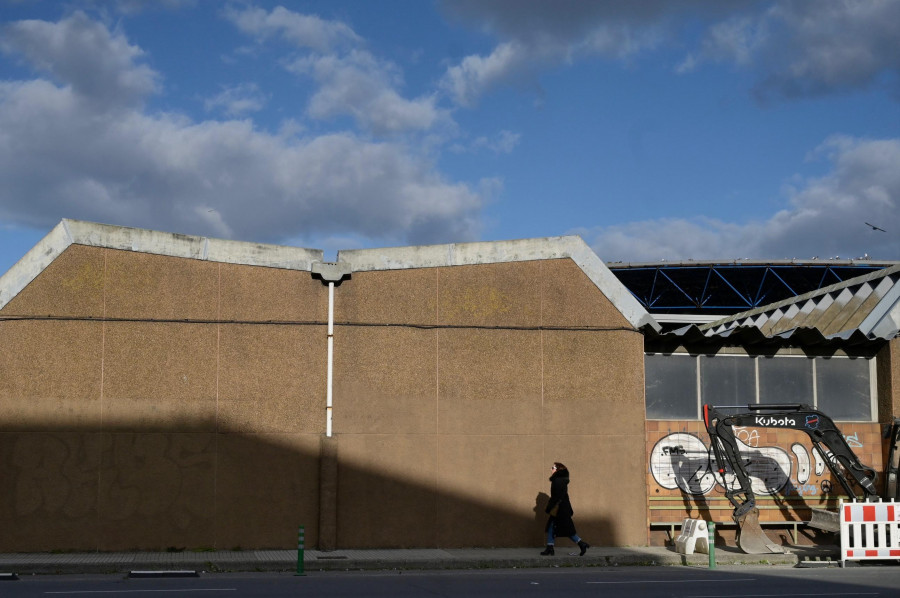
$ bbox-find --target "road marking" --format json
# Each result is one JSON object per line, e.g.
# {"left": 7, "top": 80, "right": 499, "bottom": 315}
{"left": 685, "top": 593, "right": 877, "bottom": 597}
{"left": 587, "top": 578, "right": 757, "bottom": 584}
{"left": 45, "top": 591, "right": 236, "bottom": 595}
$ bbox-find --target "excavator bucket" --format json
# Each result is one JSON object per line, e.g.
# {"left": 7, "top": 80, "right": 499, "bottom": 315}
{"left": 736, "top": 508, "right": 784, "bottom": 554}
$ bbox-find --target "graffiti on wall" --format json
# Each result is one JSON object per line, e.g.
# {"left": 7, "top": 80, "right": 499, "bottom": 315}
{"left": 5, "top": 433, "right": 213, "bottom": 529}
{"left": 649, "top": 430, "right": 846, "bottom": 497}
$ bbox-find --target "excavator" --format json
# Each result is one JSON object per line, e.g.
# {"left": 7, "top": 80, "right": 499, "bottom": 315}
{"left": 703, "top": 403, "right": 881, "bottom": 554}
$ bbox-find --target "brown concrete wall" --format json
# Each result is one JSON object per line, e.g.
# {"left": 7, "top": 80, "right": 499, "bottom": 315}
{"left": 1, "top": 247, "right": 648, "bottom": 550}
{"left": 0, "top": 246, "right": 326, "bottom": 551}
{"left": 332, "top": 259, "right": 648, "bottom": 549}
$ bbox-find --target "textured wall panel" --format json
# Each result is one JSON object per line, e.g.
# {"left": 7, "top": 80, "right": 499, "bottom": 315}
{"left": 437, "top": 329, "right": 542, "bottom": 435}
{"left": 97, "top": 432, "right": 215, "bottom": 550}
{"left": 436, "top": 434, "right": 543, "bottom": 547}
{"left": 1, "top": 245, "right": 105, "bottom": 318}
{"left": 542, "top": 330, "right": 645, "bottom": 436}
{"left": 437, "top": 261, "right": 541, "bottom": 328}
{"left": 104, "top": 250, "right": 219, "bottom": 321}
{"left": 102, "top": 322, "right": 218, "bottom": 432}
{"left": 215, "top": 433, "right": 321, "bottom": 548}
{"left": 0, "top": 432, "right": 102, "bottom": 551}
{"left": 336, "top": 434, "right": 438, "bottom": 548}
{"left": 0, "top": 320, "right": 103, "bottom": 430}
{"left": 541, "top": 259, "right": 632, "bottom": 329}
{"left": 218, "top": 263, "right": 326, "bottom": 323}
{"left": 333, "top": 326, "right": 437, "bottom": 435}
{"left": 334, "top": 268, "right": 437, "bottom": 326}
{"left": 218, "top": 325, "right": 325, "bottom": 435}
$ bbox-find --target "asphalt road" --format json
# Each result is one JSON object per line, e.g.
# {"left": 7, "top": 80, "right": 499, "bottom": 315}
{"left": 3, "top": 565, "right": 900, "bottom": 598}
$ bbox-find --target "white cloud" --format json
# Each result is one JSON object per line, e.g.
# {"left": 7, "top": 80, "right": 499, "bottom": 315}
{"left": 225, "top": 5, "right": 453, "bottom": 137}
{"left": 451, "top": 130, "right": 520, "bottom": 154}
{"left": 288, "top": 50, "right": 446, "bottom": 135}
{"left": 438, "top": 0, "right": 704, "bottom": 106}
{"left": 683, "top": 1, "right": 900, "bottom": 99}
{"left": 582, "top": 137, "right": 900, "bottom": 262}
{"left": 222, "top": 4, "right": 361, "bottom": 52}
{"left": 440, "top": 0, "right": 900, "bottom": 105}
{"left": 678, "top": 15, "right": 765, "bottom": 73}
{"left": 0, "top": 11, "right": 159, "bottom": 108}
{"left": 441, "top": 41, "right": 529, "bottom": 107}
{"left": 0, "top": 13, "right": 484, "bottom": 247}
{"left": 203, "top": 83, "right": 266, "bottom": 116}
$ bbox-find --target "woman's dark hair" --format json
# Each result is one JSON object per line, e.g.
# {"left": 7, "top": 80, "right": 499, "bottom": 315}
{"left": 553, "top": 462, "right": 567, "bottom": 471}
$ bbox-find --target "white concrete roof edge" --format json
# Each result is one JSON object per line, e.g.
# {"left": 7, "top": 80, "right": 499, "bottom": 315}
{"left": 1, "top": 221, "right": 659, "bottom": 332}
{"left": 61, "top": 220, "right": 324, "bottom": 268}
{"left": 339, "top": 235, "right": 660, "bottom": 332}
{"left": 0, "top": 219, "right": 324, "bottom": 311}
{"left": 0, "top": 221, "right": 72, "bottom": 311}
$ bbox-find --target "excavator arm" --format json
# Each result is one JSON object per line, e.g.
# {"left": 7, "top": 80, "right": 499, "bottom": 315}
{"left": 703, "top": 403, "right": 878, "bottom": 554}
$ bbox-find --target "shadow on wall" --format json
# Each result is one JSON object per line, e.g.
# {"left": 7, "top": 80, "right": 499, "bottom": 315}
{"left": 0, "top": 423, "right": 619, "bottom": 552}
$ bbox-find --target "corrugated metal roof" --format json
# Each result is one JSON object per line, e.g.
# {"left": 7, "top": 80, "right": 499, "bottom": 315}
{"left": 662, "top": 264, "right": 900, "bottom": 344}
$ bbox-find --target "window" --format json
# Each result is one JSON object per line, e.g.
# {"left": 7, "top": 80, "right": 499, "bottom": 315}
{"left": 758, "top": 356, "right": 813, "bottom": 405}
{"left": 816, "top": 357, "right": 871, "bottom": 421}
{"left": 645, "top": 352, "right": 875, "bottom": 421}
{"left": 701, "top": 355, "right": 756, "bottom": 406}
{"left": 645, "top": 354, "right": 697, "bottom": 419}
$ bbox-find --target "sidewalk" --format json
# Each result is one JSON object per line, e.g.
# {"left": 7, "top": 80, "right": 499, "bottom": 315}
{"left": 0, "top": 544, "right": 840, "bottom": 575}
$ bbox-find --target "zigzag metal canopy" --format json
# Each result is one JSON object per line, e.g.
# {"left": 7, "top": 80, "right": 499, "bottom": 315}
{"left": 702, "top": 264, "right": 900, "bottom": 342}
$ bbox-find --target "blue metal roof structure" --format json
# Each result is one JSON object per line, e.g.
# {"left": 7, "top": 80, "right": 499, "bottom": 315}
{"left": 608, "top": 260, "right": 899, "bottom": 316}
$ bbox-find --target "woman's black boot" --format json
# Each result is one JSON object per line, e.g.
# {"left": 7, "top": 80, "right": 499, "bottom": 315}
{"left": 540, "top": 544, "right": 555, "bottom": 556}
{"left": 578, "top": 540, "right": 590, "bottom": 556}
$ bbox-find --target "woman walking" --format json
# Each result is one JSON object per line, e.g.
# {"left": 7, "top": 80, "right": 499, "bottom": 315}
{"left": 541, "top": 462, "right": 590, "bottom": 556}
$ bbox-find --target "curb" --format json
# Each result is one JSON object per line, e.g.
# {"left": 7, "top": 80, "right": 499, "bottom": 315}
{"left": 0, "top": 546, "right": 835, "bottom": 576}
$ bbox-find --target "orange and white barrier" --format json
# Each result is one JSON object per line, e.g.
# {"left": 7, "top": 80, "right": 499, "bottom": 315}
{"left": 840, "top": 500, "right": 900, "bottom": 565}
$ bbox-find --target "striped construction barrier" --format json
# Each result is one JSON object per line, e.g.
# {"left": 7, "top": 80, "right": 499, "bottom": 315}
{"left": 840, "top": 500, "right": 900, "bottom": 565}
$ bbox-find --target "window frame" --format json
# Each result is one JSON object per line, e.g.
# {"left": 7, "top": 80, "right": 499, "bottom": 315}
{"left": 644, "top": 351, "right": 877, "bottom": 422}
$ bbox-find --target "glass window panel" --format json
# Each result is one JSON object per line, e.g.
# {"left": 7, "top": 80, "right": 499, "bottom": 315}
{"left": 645, "top": 354, "right": 697, "bottom": 419}
{"left": 700, "top": 355, "right": 756, "bottom": 407}
{"left": 816, "top": 357, "right": 871, "bottom": 421}
{"left": 758, "top": 356, "right": 813, "bottom": 405}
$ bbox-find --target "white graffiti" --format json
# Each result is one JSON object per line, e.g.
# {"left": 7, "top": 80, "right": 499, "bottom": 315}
{"left": 650, "top": 432, "right": 809, "bottom": 497}
{"left": 812, "top": 445, "right": 827, "bottom": 476}
{"left": 649, "top": 433, "right": 716, "bottom": 495}
{"left": 792, "top": 443, "right": 811, "bottom": 484}
{"left": 733, "top": 427, "right": 759, "bottom": 447}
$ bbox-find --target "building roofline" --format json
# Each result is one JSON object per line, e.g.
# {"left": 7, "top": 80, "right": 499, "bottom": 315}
{"left": 338, "top": 235, "right": 660, "bottom": 331}
{"left": 0, "top": 220, "right": 661, "bottom": 332}
{"left": 607, "top": 259, "right": 900, "bottom": 269}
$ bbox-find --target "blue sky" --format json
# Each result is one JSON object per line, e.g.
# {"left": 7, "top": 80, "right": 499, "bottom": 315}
{"left": 1, "top": 0, "right": 899, "bottom": 276}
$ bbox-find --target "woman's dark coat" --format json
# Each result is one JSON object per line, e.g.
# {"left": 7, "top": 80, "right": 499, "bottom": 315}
{"left": 545, "top": 468, "right": 577, "bottom": 538}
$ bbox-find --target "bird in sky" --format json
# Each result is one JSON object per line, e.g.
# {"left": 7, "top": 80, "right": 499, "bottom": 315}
{"left": 865, "top": 222, "right": 886, "bottom": 232}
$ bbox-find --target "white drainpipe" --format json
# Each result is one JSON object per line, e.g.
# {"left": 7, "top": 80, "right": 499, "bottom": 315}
{"left": 311, "top": 261, "right": 351, "bottom": 439}
{"left": 326, "top": 281, "right": 334, "bottom": 437}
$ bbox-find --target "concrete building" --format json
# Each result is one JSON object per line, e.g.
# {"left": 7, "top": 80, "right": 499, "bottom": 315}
{"left": 0, "top": 220, "right": 658, "bottom": 551}
{"left": 1, "top": 220, "right": 898, "bottom": 552}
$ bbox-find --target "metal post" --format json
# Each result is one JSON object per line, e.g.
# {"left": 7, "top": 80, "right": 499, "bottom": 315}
{"left": 708, "top": 521, "right": 716, "bottom": 569}
{"left": 296, "top": 525, "right": 306, "bottom": 576}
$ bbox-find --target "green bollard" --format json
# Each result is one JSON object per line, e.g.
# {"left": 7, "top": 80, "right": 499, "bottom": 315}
{"left": 296, "top": 525, "right": 306, "bottom": 576}
{"left": 708, "top": 521, "right": 716, "bottom": 569}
